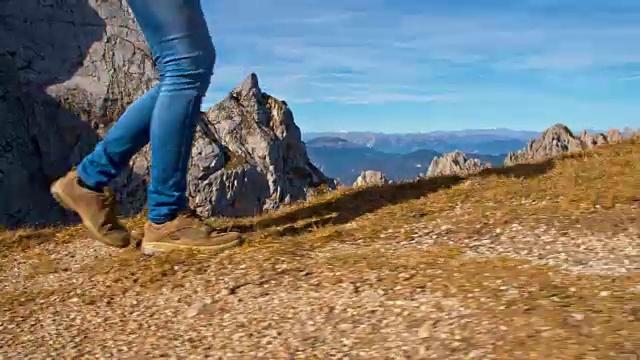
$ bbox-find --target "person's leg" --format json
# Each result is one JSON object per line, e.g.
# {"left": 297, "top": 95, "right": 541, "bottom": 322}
{"left": 124, "top": 0, "right": 215, "bottom": 224}
{"left": 53, "top": 0, "right": 243, "bottom": 252}
{"left": 50, "top": 85, "right": 158, "bottom": 248}
{"left": 76, "top": 86, "right": 158, "bottom": 188}
{"left": 122, "top": 0, "right": 243, "bottom": 254}
{"left": 51, "top": 55, "right": 160, "bottom": 249}
{"left": 50, "top": 0, "right": 242, "bottom": 252}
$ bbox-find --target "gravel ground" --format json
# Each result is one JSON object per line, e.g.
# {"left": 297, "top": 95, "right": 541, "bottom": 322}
{"left": 392, "top": 216, "right": 640, "bottom": 276}
{"left": 1, "top": 215, "right": 638, "bottom": 359}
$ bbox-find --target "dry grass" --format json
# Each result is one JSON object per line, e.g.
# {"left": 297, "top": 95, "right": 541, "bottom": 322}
{"left": 1, "top": 138, "right": 639, "bottom": 358}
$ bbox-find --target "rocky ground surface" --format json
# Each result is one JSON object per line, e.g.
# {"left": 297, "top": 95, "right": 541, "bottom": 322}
{"left": 1, "top": 140, "right": 639, "bottom": 359}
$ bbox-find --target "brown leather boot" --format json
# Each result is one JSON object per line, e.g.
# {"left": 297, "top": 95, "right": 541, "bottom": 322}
{"left": 141, "top": 212, "right": 243, "bottom": 255}
{"left": 50, "top": 170, "right": 130, "bottom": 248}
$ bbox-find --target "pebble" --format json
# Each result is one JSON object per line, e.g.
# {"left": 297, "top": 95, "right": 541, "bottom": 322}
{"left": 185, "top": 301, "right": 205, "bottom": 318}
{"left": 418, "top": 322, "right": 432, "bottom": 338}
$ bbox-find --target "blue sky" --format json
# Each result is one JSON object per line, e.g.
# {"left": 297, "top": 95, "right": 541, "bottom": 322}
{"left": 201, "top": 0, "right": 640, "bottom": 133}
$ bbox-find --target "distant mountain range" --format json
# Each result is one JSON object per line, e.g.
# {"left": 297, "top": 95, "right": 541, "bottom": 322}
{"left": 303, "top": 127, "right": 638, "bottom": 185}
{"left": 303, "top": 129, "right": 540, "bottom": 155}
{"left": 305, "top": 136, "right": 506, "bottom": 185}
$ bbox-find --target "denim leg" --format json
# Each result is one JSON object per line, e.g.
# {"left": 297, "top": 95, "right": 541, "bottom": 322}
{"left": 127, "top": 0, "right": 215, "bottom": 223}
{"left": 76, "top": 85, "right": 158, "bottom": 188}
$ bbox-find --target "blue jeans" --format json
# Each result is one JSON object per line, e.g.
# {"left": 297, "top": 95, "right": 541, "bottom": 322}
{"left": 77, "top": 0, "right": 214, "bottom": 223}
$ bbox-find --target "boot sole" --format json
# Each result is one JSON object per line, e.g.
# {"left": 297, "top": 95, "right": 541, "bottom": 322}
{"left": 141, "top": 238, "right": 244, "bottom": 256}
{"left": 50, "top": 181, "right": 130, "bottom": 249}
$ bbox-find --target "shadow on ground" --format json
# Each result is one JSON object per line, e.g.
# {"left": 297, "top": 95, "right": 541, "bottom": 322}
{"left": 226, "top": 159, "right": 557, "bottom": 236}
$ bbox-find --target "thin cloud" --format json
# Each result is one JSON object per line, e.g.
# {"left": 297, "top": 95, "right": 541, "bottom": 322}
{"left": 620, "top": 74, "right": 640, "bottom": 81}
{"left": 202, "top": 0, "right": 640, "bottom": 108}
{"left": 320, "top": 93, "right": 459, "bottom": 105}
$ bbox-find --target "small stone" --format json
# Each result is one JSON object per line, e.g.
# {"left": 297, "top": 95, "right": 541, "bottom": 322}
{"left": 418, "top": 322, "right": 432, "bottom": 338}
{"left": 599, "top": 291, "right": 610, "bottom": 297}
{"left": 565, "top": 312, "right": 585, "bottom": 327}
{"left": 185, "top": 301, "right": 205, "bottom": 318}
{"left": 467, "top": 350, "right": 483, "bottom": 358}
{"left": 571, "top": 312, "right": 585, "bottom": 321}
{"left": 418, "top": 345, "right": 428, "bottom": 356}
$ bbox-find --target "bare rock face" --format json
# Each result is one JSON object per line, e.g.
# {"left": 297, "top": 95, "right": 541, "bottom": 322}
{"left": 504, "top": 124, "right": 585, "bottom": 166}
{"left": 0, "top": 0, "right": 154, "bottom": 228}
{"left": 186, "top": 73, "right": 335, "bottom": 218}
{"left": 426, "top": 151, "right": 490, "bottom": 178}
{"left": 606, "top": 129, "right": 623, "bottom": 143}
{"left": 579, "top": 130, "right": 609, "bottom": 149}
{"left": 352, "top": 170, "right": 389, "bottom": 187}
{"left": 504, "top": 124, "right": 631, "bottom": 166}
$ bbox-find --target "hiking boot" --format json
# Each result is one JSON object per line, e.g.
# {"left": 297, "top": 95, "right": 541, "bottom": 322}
{"left": 141, "top": 212, "right": 243, "bottom": 255}
{"left": 50, "top": 170, "right": 130, "bottom": 248}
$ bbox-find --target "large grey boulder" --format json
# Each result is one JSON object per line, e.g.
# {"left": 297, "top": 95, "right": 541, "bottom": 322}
{"left": 352, "top": 170, "right": 389, "bottom": 187}
{"left": 0, "top": 0, "right": 154, "bottom": 228}
{"left": 504, "top": 124, "right": 585, "bottom": 166}
{"left": 606, "top": 129, "right": 623, "bottom": 143}
{"left": 426, "top": 151, "right": 490, "bottom": 178}
{"left": 579, "top": 130, "right": 609, "bottom": 149}
{"left": 186, "top": 74, "right": 335, "bottom": 217}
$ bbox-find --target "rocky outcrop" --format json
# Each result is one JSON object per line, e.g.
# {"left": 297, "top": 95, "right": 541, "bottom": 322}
{"left": 0, "top": 1, "right": 331, "bottom": 227}
{"left": 185, "top": 74, "right": 335, "bottom": 218}
{"left": 579, "top": 130, "right": 609, "bottom": 149}
{"left": 504, "top": 124, "right": 629, "bottom": 166}
{"left": 0, "top": 0, "right": 154, "bottom": 228}
{"left": 426, "top": 151, "right": 490, "bottom": 178}
{"left": 352, "top": 170, "right": 388, "bottom": 187}
{"left": 579, "top": 128, "right": 627, "bottom": 149}
{"left": 504, "top": 124, "right": 584, "bottom": 165}
{"left": 606, "top": 129, "right": 623, "bottom": 143}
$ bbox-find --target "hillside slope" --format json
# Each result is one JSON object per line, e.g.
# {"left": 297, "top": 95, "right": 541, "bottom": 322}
{"left": 1, "top": 138, "right": 639, "bottom": 359}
